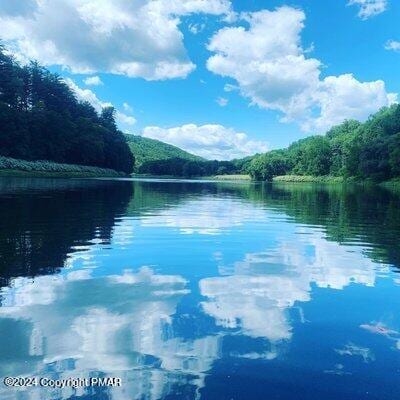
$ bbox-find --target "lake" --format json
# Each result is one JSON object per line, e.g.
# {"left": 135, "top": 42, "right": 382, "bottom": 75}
{"left": 0, "top": 177, "right": 399, "bottom": 400}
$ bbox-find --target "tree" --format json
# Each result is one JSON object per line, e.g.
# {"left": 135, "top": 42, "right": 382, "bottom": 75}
{"left": 248, "top": 150, "right": 290, "bottom": 181}
{"left": 182, "top": 161, "right": 205, "bottom": 177}
{"left": 0, "top": 46, "right": 134, "bottom": 174}
{"left": 100, "top": 106, "right": 117, "bottom": 132}
{"left": 326, "top": 120, "right": 361, "bottom": 176}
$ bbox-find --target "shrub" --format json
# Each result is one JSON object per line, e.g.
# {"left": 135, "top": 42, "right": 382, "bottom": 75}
{"left": 0, "top": 156, "right": 123, "bottom": 176}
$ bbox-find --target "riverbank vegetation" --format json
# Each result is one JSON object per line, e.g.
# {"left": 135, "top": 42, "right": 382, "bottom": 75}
{"left": 0, "top": 45, "right": 133, "bottom": 174}
{"left": 203, "top": 174, "right": 251, "bottom": 181}
{"left": 0, "top": 156, "right": 123, "bottom": 177}
{"left": 247, "top": 106, "right": 400, "bottom": 182}
{"left": 272, "top": 175, "right": 345, "bottom": 183}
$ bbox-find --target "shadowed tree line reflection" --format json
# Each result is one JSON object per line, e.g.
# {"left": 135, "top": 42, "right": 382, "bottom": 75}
{"left": 125, "top": 180, "right": 400, "bottom": 268}
{"left": 0, "top": 178, "right": 133, "bottom": 286}
{"left": 242, "top": 183, "right": 400, "bottom": 268}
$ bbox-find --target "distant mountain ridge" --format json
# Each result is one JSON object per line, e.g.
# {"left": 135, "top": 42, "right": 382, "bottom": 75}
{"left": 125, "top": 135, "right": 204, "bottom": 170}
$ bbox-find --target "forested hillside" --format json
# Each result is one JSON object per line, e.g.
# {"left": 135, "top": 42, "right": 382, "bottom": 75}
{"left": 125, "top": 135, "right": 242, "bottom": 176}
{"left": 0, "top": 46, "right": 134, "bottom": 174}
{"left": 125, "top": 135, "right": 202, "bottom": 171}
{"left": 247, "top": 105, "right": 400, "bottom": 182}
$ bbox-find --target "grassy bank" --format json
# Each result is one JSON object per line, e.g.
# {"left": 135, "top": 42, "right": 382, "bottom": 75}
{"left": 203, "top": 174, "right": 251, "bottom": 181}
{"left": 0, "top": 156, "right": 124, "bottom": 178}
{"left": 130, "top": 174, "right": 252, "bottom": 181}
{"left": 380, "top": 178, "right": 400, "bottom": 192}
{"left": 272, "top": 175, "right": 345, "bottom": 183}
{"left": 272, "top": 175, "right": 400, "bottom": 189}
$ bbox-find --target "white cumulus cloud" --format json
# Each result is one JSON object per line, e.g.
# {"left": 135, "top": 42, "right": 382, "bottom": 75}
{"left": 305, "top": 74, "right": 398, "bottom": 132}
{"left": 142, "top": 124, "right": 268, "bottom": 160}
{"left": 84, "top": 75, "right": 103, "bottom": 86}
{"left": 206, "top": 6, "right": 396, "bottom": 132}
{"left": 385, "top": 40, "right": 400, "bottom": 52}
{"left": 64, "top": 78, "right": 136, "bottom": 130}
{"left": 64, "top": 78, "right": 110, "bottom": 111}
{"left": 347, "top": 0, "right": 387, "bottom": 19}
{"left": 116, "top": 112, "right": 136, "bottom": 128}
{"left": 0, "top": 0, "right": 232, "bottom": 80}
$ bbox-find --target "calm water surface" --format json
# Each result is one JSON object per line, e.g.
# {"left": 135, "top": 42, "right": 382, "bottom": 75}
{"left": 0, "top": 177, "right": 399, "bottom": 400}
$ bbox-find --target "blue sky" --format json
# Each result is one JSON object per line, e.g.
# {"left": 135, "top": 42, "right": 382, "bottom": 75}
{"left": 1, "top": 0, "right": 399, "bottom": 159}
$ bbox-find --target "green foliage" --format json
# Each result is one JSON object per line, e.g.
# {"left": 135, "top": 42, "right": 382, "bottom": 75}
{"left": 231, "top": 155, "right": 258, "bottom": 174}
{"left": 126, "top": 136, "right": 242, "bottom": 177}
{"left": 388, "top": 134, "right": 400, "bottom": 176}
{"left": 326, "top": 120, "right": 361, "bottom": 176}
{"left": 126, "top": 136, "right": 265, "bottom": 178}
{"left": 288, "top": 136, "right": 332, "bottom": 176}
{"left": 207, "top": 174, "right": 251, "bottom": 181}
{"left": 125, "top": 135, "right": 202, "bottom": 171}
{"left": 0, "top": 45, "right": 134, "bottom": 174}
{"left": 247, "top": 105, "right": 400, "bottom": 181}
{"left": 137, "top": 157, "right": 239, "bottom": 178}
{"left": 248, "top": 150, "right": 290, "bottom": 181}
{"left": 0, "top": 156, "right": 122, "bottom": 176}
{"left": 273, "top": 175, "right": 344, "bottom": 183}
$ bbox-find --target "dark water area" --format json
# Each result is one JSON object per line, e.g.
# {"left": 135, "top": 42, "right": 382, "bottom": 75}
{"left": 0, "top": 177, "right": 399, "bottom": 400}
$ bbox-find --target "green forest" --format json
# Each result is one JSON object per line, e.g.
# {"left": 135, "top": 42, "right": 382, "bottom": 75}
{"left": 247, "top": 107, "right": 400, "bottom": 182}
{"left": 125, "top": 135, "right": 245, "bottom": 176}
{"left": 0, "top": 45, "right": 134, "bottom": 174}
{"left": 136, "top": 157, "right": 240, "bottom": 177}
{"left": 125, "top": 135, "right": 203, "bottom": 171}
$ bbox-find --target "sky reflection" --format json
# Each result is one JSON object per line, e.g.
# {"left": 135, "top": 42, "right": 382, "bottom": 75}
{"left": 1, "top": 179, "right": 400, "bottom": 399}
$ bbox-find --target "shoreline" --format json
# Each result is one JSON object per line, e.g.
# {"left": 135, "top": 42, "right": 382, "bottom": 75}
{"left": 201, "top": 174, "right": 251, "bottom": 181}
{"left": 204, "top": 174, "right": 400, "bottom": 190}
{"left": 272, "top": 175, "right": 345, "bottom": 183}
{"left": 272, "top": 175, "right": 400, "bottom": 189}
{"left": 3, "top": 169, "right": 399, "bottom": 189}
{"left": 0, "top": 156, "right": 125, "bottom": 178}
{"left": 0, "top": 170, "right": 124, "bottom": 178}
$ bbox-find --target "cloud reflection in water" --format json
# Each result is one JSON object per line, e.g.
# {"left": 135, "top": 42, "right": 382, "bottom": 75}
{"left": 0, "top": 267, "right": 219, "bottom": 400}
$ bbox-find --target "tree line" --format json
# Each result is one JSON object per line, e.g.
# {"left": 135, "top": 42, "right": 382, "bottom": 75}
{"left": 138, "top": 157, "right": 239, "bottom": 177}
{"left": 247, "top": 105, "right": 400, "bottom": 181}
{"left": 0, "top": 45, "right": 134, "bottom": 174}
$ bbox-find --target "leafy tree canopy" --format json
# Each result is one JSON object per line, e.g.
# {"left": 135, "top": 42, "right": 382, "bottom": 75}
{"left": 0, "top": 45, "right": 134, "bottom": 174}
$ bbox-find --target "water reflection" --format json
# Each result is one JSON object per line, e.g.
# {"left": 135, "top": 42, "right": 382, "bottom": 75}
{"left": 0, "top": 267, "right": 221, "bottom": 399}
{"left": 0, "top": 178, "right": 399, "bottom": 399}
{"left": 0, "top": 178, "right": 133, "bottom": 286}
{"left": 334, "top": 343, "right": 375, "bottom": 363}
{"left": 141, "top": 196, "right": 268, "bottom": 235}
{"left": 200, "top": 226, "right": 389, "bottom": 346}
